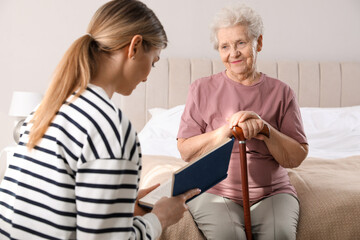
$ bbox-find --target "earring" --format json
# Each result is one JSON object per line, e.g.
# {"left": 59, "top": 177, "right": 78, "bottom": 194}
{"left": 132, "top": 56, "right": 135, "bottom": 60}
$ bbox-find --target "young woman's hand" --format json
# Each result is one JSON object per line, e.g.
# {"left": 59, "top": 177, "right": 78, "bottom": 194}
{"left": 134, "top": 184, "right": 160, "bottom": 216}
{"left": 151, "top": 188, "right": 201, "bottom": 229}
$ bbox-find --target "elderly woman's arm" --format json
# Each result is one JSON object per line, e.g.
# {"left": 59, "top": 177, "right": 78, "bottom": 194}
{"left": 179, "top": 110, "right": 308, "bottom": 167}
{"left": 229, "top": 111, "right": 308, "bottom": 168}
{"left": 263, "top": 124, "right": 308, "bottom": 168}
{"left": 177, "top": 125, "right": 232, "bottom": 162}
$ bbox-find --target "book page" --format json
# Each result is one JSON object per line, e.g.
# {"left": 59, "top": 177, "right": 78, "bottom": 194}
{"left": 139, "top": 178, "right": 172, "bottom": 208}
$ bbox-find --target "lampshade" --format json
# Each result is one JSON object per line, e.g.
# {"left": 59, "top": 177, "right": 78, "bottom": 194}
{"left": 8, "top": 91, "right": 43, "bottom": 117}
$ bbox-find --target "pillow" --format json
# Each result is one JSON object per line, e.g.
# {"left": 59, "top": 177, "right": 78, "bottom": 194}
{"left": 148, "top": 108, "right": 167, "bottom": 118}
{"left": 139, "top": 104, "right": 360, "bottom": 160}
{"left": 138, "top": 105, "right": 185, "bottom": 158}
{"left": 300, "top": 105, "right": 360, "bottom": 159}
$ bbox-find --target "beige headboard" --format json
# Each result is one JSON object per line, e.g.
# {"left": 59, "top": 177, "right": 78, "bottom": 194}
{"left": 111, "top": 59, "right": 360, "bottom": 132}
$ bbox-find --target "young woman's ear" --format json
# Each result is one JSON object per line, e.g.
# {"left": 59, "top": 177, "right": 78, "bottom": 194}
{"left": 128, "top": 35, "right": 143, "bottom": 59}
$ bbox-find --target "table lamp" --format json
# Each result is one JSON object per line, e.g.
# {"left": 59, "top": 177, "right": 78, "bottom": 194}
{"left": 8, "top": 91, "right": 43, "bottom": 143}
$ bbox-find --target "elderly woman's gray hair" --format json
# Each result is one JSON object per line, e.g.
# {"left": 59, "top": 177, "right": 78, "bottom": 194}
{"left": 210, "top": 4, "right": 264, "bottom": 50}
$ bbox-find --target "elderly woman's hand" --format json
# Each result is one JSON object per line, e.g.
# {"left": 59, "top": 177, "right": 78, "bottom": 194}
{"left": 228, "top": 111, "right": 265, "bottom": 140}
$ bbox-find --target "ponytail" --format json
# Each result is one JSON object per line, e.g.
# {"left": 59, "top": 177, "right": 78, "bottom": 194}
{"left": 28, "top": 35, "right": 96, "bottom": 149}
{"left": 27, "top": 0, "right": 167, "bottom": 149}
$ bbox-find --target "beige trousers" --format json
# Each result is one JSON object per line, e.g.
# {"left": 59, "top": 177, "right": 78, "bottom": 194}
{"left": 187, "top": 193, "right": 299, "bottom": 240}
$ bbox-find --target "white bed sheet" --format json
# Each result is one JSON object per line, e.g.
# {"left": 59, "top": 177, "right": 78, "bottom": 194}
{"left": 138, "top": 105, "right": 360, "bottom": 160}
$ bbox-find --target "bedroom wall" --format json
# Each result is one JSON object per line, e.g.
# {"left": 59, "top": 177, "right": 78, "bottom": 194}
{"left": 0, "top": 0, "right": 359, "bottom": 156}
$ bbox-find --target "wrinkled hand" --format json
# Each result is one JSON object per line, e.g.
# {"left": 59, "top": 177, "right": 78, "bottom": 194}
{"left": 227, "top": 111, "right": 265, "bottom": 140}
{"left": 134, "top": 184, "right": 160, "bottom": 216}
{"left": 152, "top": 188, "right": 201, "bottom": 230}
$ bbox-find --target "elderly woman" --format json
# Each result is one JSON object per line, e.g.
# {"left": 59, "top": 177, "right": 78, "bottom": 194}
{"left": 177, "top": 4, "right": 308, "bottom": 240}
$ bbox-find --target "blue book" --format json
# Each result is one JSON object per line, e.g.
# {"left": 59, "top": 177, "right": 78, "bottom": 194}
{"left": 139, "top": 137, "right": 234, "bottom": 208}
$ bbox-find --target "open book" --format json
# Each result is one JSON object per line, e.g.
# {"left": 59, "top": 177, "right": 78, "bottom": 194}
{"left": 139, "top": 137, "right": 235, "bottom": 208}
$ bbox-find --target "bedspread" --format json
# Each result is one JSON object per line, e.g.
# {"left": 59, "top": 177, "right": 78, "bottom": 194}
{"left": 288, "top": 156, "right": 360, "bottom": 239}
{"left": 140, "top": 155, "right": 360, "bottom": 240}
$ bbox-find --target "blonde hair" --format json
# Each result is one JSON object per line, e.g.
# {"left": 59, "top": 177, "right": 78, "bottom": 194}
{"left": 28, "top": 0, "right": 167, "bottom": 149}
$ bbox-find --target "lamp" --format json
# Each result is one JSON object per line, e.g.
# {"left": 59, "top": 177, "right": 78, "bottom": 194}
{"left": 8, "top": 91, "right": 43, "bottom": 143}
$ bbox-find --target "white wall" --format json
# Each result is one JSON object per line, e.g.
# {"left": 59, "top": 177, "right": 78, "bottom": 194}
{"left": 0, "top": 0, "right": 359, "bottom": 152}
{"left": 144, "top": 0, "right": 360, "bottom": 61}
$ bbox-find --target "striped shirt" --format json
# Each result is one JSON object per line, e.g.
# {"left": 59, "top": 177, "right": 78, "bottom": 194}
{"left": 0, "top": 84, "right": 161, "bottom": 239}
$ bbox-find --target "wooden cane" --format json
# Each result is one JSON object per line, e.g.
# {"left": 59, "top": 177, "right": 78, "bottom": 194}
{"left": 232, "top": 124, "right": 270, "bottom": 240}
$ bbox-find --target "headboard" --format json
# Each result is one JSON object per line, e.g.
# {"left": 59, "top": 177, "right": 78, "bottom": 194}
{"left": 111, "top": 59, "right": 360, "bottom": 132}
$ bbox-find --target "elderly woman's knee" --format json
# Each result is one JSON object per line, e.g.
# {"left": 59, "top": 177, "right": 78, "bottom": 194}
{"left": 274, "top": 223, "right": 297, "bottom": 240}
{"left": 204, "top": 225, "right": 246, "bottom": 240}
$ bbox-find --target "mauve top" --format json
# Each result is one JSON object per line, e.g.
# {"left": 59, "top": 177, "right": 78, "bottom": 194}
{"left": 177, "top": 71, "right": 308, "bottom": 204}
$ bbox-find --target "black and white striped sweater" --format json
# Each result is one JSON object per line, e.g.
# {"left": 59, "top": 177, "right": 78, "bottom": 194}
{"left": 0, "top": 84, "right": 161, "bottom": 240}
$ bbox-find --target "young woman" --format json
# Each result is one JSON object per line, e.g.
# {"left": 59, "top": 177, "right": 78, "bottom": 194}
{"left": 0, "top": 1, "right": 199, "bottom": 239}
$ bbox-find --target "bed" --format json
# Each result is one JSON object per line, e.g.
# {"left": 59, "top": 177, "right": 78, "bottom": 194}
{"left": 112, "top": 58, "right": 360, "bottom": 240}
{"left": 2, "top": 59, "right": 358, "bottom": 239}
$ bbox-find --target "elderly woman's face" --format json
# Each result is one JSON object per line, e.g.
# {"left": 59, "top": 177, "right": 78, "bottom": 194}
{"left": 217, "top": 24, "right": 262, "bottom": 82}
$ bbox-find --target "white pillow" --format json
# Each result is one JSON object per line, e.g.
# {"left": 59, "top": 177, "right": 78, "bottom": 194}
{"left": 300, "top": 105, "right": 360, "bottom": 159}
{"left": 148, "top": 108, "right": 167, "bottom": 118}
{"left": 139, "top": 104, "right": 360, "bottom": 160}
{"left": 138, "top": 105, "right": 185, "bottom": 158}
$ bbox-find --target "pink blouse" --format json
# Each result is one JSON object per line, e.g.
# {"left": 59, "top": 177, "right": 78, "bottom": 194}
{"left": 177, "top": 71, "right": 308, "bottom": 204}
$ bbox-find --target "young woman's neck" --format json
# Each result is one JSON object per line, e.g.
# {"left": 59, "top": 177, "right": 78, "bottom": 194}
{"left": 90, "top": 50, "right": 125, "bottom": 98}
